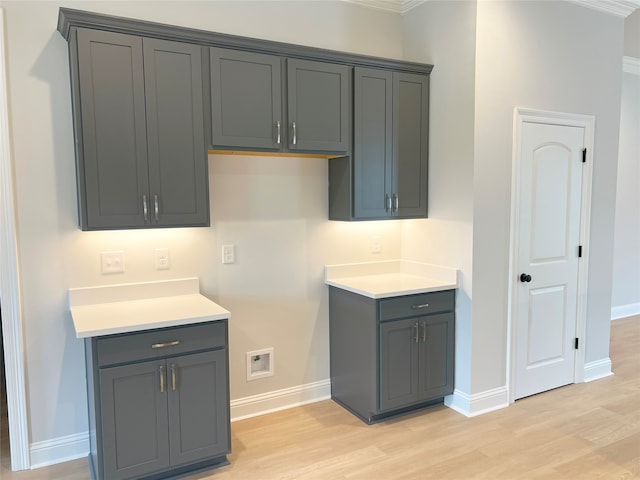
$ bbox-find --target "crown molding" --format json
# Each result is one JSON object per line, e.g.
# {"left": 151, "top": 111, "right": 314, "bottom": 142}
{"left": 623, "top": 56, "right": 640, "bottom": 75}
{"left": 566, "top": 0, "right": 640, "bottom": 17}
{"left": 342, "top": 0, "right": 426, "bottom": 15}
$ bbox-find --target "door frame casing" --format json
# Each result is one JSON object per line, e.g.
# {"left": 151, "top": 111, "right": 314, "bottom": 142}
{"left": 507, "top": 107, "right": 595, "bottom": 404}
{"left": 0, "top": 7, "right": 30, "bottom": 470}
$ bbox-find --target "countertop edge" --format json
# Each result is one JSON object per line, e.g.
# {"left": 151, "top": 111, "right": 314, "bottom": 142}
{"left": 326, "top": 279, "right": 458, "bottom": 299}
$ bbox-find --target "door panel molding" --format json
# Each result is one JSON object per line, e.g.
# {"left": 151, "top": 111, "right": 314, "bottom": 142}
{"left": 508, "top": 107, "right": 594, "bottom": 403}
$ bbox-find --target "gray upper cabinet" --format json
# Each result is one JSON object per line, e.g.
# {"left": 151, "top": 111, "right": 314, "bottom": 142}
{"left": 71, "top": 28, "right": 208, "bottom": 230}
{"left": 330, "top": 68, "right": 429, "bottom": 220}
{"left": 210, "top": 48, "right": 282, "bottom": 150}
{"left": 287, "top": 59, "right": 350, "bottom": 152}
{"left": 210, "top": 48, "right": 350, "bottom": 154}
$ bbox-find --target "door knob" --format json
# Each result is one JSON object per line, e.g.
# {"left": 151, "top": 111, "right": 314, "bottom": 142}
{"left": 520, "top": 273, "right": 532, "bottom": 283}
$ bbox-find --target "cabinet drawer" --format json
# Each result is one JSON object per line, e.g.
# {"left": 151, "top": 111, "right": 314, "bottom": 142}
{"left": 96, "top": 321, "right": 226, "bottom": 367}
{"left": 379, "top": 290, "right": 454, "bottom": 321}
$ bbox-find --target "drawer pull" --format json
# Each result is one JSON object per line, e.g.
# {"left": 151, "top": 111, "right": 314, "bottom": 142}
{"left": 411, "top": 303, "right": 430, "bottom": 310}
{"left": 159, "top": 365, "right": 166, "bottom": 393}
{"left": 151, "top": 340, "right": 181, "bottom": 349}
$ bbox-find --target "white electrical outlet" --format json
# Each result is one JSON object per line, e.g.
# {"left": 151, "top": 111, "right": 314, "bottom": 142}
{"left": 155, "top": 248, "right": 170, "bottom": 270}
{"left": 370, "top": 235, "right": 381, "bottom": 254}
{"left": 101, "top": 251, "right": 124, "bottom": 274}
{"left": 222, "top": 244, "right": 235, "bottom": 264}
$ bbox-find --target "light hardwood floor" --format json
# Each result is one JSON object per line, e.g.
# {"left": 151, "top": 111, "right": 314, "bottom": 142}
{"left": 1, "top": 316, "right": 638, "bottom": 479}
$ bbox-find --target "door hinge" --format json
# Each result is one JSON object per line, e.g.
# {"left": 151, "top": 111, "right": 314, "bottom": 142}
{"left": 578, "top": 245, "right": 583, "bottom": 257}
{"left": 582, "top": 148, "right": 587, "bottom": 163}
{"left": 574, "top": 338, "right": 579, "bottom": 349}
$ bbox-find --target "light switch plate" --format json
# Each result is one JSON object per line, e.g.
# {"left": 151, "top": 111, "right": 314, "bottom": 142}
{"left": 101, "top": 251, "right": 124, "bottom": 274}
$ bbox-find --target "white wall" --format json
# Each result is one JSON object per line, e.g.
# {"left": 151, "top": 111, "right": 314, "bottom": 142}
{"left": 1, "top": 0, "right": 403, "bottom": 453}
{"left": 472, "top": 0, "right": 624, "bottom": 393}
{"left": 400, "top": 0, "right": 476, "bottom": 395}
{"left": 611, "top": 12, "right": 640, "bottom": 317}
{"left": 612, "top": 66, "right": 640, "bottom": 314}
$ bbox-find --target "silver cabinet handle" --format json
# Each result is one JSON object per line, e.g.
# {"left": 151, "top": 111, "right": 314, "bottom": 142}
{"left": 159, "top": 365, "right": 166, "bottom": 393}
{"left": 151, "top": 340, "right": 181, "bottom": 349}
{"left": 393, "top": 193, "right": 399, "bottom": 213}
{"left": 385, "top": 194, "right": 391, "bottom": 212}
{"left": 276, "top": 120, "right": 281, "bottom": 145}
{"left": 142, "top": 195, "right": 149, "bottom": 222}
{"left": 411, "top": 303, "right": 430, "bottom": 310}
{"left": 413, "top": 322, "right": 419, "bottom": 343}
{"left": 292, "top": 121, "right": 297, "bottom": 145}
{"left": 170, "top": 364, "right": 177, "bottom": 391}
{"left": 421, "top": 321, "right": 427, "bottom": 343}
{"left": 154, "top": 195, "right": 159, "bottom": 222}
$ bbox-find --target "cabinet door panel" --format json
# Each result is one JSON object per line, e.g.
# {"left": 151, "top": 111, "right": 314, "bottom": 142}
{"left": 168, "top": 349, "right": 230, "bottom": 466}
{"left": 210, "top": 48, "right": 282, "bottom": 149}
{"left": 353, "top": 68, "right": 392, "bottom": 219}
{"left": 380, "top": 319, "right": 419, "bottom": 411}
{"left": 393, "top": 72, "right": 428, "bottom": 218}
{"left": 418, "top": 313, "right": 455, "bottom": 400}
{"left": 76, "top": 29, "right": 149, "bottom": 229}
{"left": 100, "top": 360, "right": 169, "bottom": 480}
{"left": 144, "top": 39, "right": 209, "bottom": 227}
{"left": 287, "top": 59, "right": 350, "bottom": 152}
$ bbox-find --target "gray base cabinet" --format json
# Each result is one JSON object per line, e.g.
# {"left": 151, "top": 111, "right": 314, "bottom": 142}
{"left": 67, "top": 28, "right": 209, "bottom": 230}
{"left": 85, "top": 321, "right": 230, "bottom": 480}
{"left": 329, "top": 288, "right": 454, "bottom": 423}
{"left": 210, "top": 47, "right": 351, "bottom": 154}
{"left": 329, "top": 68, "right": 429, "bottom": 220}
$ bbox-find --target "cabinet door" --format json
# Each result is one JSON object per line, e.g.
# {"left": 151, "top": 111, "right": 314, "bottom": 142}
{"left": 75, "top": 29, "right": 149, "bottom": 230}
{"left": 392, "top": 72, "right": 429, "bottom": 218}
{"left": 353, "top": 68, "right": 393, "bottom": 219}
{"left": 379, "top": 319, "right": 420, "bottom": 411}
{"left": 100, "top": 360, "right": 169, "bottom": 480}
{"left": 210, "top": 48, "right": 282, "bottom": 150}
{"left": 287, "top": 59, "right": 350, "bottom": 152}
{"left": 144, "top": 39, "right": 209, "bottom": 227}
{"left": 418, "top": 313, "right": 455, "bottom": 401}
{"left": 168, "top": 349, "right": 230, "bottom": 466}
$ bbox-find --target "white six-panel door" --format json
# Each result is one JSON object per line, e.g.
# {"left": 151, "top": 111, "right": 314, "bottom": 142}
{"left": 513, "top": 119, "right": 586, "bottom": 400}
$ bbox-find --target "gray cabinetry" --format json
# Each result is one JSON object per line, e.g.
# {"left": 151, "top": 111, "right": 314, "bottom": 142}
{"left": 86, "top": 321, "right": 230, "bottom": 480}
{"left": 329, "top": 288, "right": 454, "bottom": 423}
{"left": 210, "top": 48, "right": 350, "bottom": 154}
{"left": 70, "top": 28, "right": 208, "bottom": 230}
{"left": 329, "top": 68, "right": 429, "bottom": 220}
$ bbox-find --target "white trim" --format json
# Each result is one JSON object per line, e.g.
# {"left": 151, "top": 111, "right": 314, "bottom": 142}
{"left": 507, "top": 108, "right": 595, "bottom": 403}
{"left": 583, "top": 358, "right": 613, "bottom": 382}
{"left": 444, "top": 387, "right": 509, "bottom": 418}
{"left": 567, "top": 0, "right": 640, "bottom": 17}
{"left": 29, "top": 432, "right": 89, "bottom": 470}
{"left": 0, "top": 7, "right": 30, "bottom": 471}
{"left": 230, "top": 379, "right": 331, "bottom": 422}
{"left": 611, "top": 302, "right": 640, "bottom": 320}
{"left": 623, "top": 56, "right": 640, "bottom": 76}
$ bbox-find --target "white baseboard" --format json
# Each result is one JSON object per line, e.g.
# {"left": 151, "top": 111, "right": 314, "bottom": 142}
{"left": 444, "top": 386, "right": 509, "bottom": 417}
{"left": 30, "top": 431, "right": 89, "bottom": 469}
{"left": 230, "top": 379, "right": 331, "bottom": 422}
{"left": 583, "top": 357, "right": 613, "bottom": 382}
{"left": 611, "top": 302, "right": 640, "bottom": 320}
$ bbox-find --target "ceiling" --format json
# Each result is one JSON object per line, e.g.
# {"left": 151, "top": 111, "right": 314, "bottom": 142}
{"left": 344, "top": 0, "right": 640, "bottom": 17}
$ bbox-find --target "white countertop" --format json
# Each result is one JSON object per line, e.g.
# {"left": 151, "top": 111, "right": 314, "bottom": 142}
{"left": 69, "top": 278, "right": 230, "bottom": 338}
{"left": 325, "top": 260, "right": 458, "bottom": 299}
